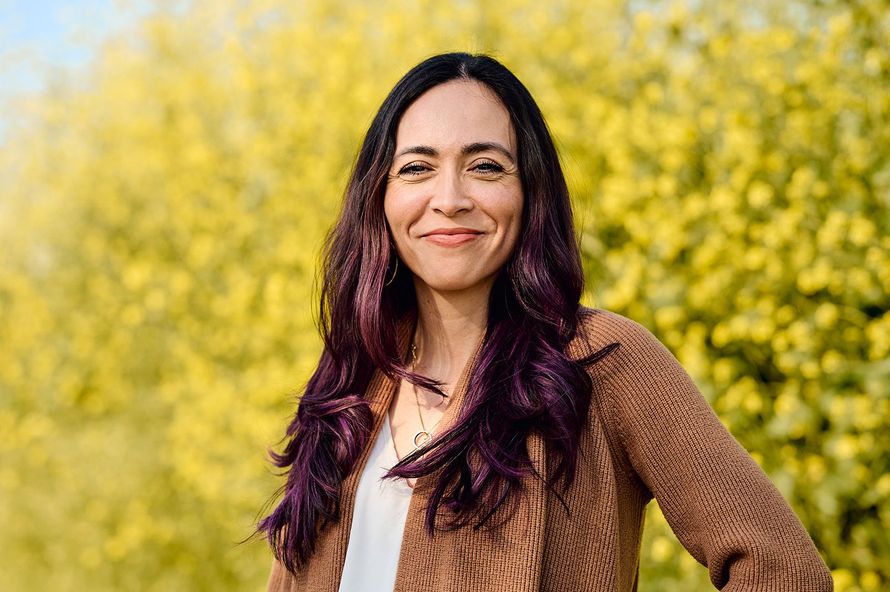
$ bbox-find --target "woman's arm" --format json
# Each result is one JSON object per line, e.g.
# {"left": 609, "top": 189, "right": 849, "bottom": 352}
{"left": 593, "top": 311, "right": 833, "bottom": 591}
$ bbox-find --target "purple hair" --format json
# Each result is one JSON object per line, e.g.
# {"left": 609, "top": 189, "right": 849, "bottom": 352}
{"left": 255, "top": 52, "right": 618, "bottom": 574}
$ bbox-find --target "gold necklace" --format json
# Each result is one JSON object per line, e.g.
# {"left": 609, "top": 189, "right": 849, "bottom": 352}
{"left": 409, "top": 342, "right": 447, "bottom": 449}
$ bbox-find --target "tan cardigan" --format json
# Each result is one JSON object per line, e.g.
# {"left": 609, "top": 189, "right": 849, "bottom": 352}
{"left": 266, "top": 307, "right": 832, "bottom": 591}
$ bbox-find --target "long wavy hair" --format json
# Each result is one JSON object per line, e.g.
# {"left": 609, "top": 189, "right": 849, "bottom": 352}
{"left": 255, "top": 52, "right": 619, "bottom": 575}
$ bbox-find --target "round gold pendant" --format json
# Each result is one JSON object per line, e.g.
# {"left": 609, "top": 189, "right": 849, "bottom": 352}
{"left": 413, "top": 430, "right": 432, "bottom": 448}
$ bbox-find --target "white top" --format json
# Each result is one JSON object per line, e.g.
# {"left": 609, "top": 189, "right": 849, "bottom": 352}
{"left": 338, "top": 412, "right": 414, "bottom": 592}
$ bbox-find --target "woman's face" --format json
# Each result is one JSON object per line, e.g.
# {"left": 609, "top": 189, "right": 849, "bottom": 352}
{"left": 384, "top": 79, "right": 524, "bottom": 296}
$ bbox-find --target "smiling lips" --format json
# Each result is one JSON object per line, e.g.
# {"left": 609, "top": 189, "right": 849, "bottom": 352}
{"left": 421, "top": 227, "right": 483, "bottom": 247}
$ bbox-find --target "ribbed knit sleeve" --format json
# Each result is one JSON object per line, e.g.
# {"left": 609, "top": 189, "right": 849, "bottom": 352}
{"left": 592, "top": 312, "right": 833, "bottom": 591}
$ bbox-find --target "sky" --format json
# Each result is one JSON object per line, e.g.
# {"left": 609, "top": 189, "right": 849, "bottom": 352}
{"left": 0, "top": 0, "right": 152, "bottom": 140}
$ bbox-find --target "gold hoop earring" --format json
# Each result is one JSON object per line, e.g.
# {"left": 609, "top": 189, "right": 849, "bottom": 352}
{"left": 384, "top": 257, "right": 399, "bottom": 286}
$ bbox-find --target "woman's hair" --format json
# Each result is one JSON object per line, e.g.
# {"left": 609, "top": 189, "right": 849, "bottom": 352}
{"left": 255, "top": 52, "right": 618, "bottom": 574}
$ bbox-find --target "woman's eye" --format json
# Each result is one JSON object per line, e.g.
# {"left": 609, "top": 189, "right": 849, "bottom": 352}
{"left": 473, "top": 160, "right": 504, "bottom": 174}
{"left": 398, "top": 163, "right": 430, "bottom": 176}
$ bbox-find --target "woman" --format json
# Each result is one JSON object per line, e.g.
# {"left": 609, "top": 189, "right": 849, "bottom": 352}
{"left": 257, "top": 52, "right": 832, "bottom": 591}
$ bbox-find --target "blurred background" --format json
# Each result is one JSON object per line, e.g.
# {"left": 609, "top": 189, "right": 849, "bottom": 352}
{"left": 0, "top": 0, "right": 887, "bottom": 590}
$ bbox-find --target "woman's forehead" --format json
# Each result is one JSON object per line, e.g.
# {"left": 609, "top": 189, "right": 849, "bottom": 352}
{"left": 394, "top": 80, "right": 516, "bottom": 155}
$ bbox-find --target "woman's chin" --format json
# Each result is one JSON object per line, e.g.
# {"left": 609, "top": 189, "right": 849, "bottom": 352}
{"left": 412, "top": 272, "right": 494, "bottom": 296}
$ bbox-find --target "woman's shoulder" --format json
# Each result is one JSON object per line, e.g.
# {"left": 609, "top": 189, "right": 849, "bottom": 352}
{"left": 571, "top": 305, "right": 661, "bottom": 357}
{"left": 570, "top": 305, "right": 689, "bottom": 385}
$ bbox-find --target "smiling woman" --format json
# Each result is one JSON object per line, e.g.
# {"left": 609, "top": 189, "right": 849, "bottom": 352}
{"left": 255, "top": 52, "right": 832, "bottom": 592}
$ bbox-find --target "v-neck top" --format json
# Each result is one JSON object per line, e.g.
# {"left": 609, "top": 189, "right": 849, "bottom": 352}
{"left": 337, "top": 412, "right": 413, "bottom": 592}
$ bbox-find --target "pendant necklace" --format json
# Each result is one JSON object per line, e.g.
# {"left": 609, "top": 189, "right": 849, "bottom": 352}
{"left": 409, "top": 341, "right": 448, "bottom": 449}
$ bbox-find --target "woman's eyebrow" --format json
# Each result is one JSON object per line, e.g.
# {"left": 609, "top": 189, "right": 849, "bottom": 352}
{"left": 394, "top": 142, "right": 515, "bottom": 164}
{"left": 464, "top": 142, "right": 515, "bottom": 163}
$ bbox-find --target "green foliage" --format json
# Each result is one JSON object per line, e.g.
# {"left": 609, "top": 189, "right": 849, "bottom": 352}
{"left": 0, "top": 0, "right": 886, "bottom": 590}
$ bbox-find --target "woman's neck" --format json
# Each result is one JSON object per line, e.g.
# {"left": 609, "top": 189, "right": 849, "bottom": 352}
{"left": 411, "top": 277, "right": 490, "bottom": 382}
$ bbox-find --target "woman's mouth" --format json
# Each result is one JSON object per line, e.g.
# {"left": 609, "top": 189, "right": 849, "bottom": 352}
{"left": 421, "top": 228, "right": 483, "bottom": 247}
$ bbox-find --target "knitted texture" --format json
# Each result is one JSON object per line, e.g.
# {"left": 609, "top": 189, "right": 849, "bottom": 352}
{"left": 265, "top": 307, "right": 833, "bottom": 591}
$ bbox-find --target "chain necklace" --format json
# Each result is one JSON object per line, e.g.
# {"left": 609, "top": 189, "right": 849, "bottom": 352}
{"left": 409, "top": 342, "right": 448, "bottom": 449}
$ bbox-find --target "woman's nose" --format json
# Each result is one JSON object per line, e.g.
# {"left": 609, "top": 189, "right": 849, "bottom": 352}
{"left": 429, "top": 169, "right": 473, "bottom": 216}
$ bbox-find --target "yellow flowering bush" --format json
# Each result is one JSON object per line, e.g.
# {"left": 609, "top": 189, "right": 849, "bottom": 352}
{"left": 0, "top": 1, "right": 885, "bottom": 590}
